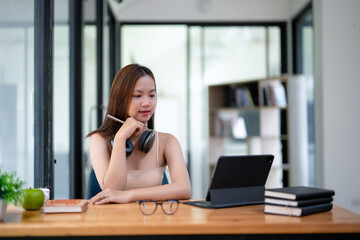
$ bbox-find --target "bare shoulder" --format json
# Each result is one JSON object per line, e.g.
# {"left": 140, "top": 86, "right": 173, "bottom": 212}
{"left": 89, "top": 133, "right": 110, "bottom": 146}
{"left": 157, "top": 132, "right": 185, "bottom": 169}
{"left": 157, "top": 131, "right": 183, "bottom": 156}
{"left": 157, "top": 132, "right": 179, "bottom": 144}
{"left": 90, "top": 133, "right": 105, "bottom": 142}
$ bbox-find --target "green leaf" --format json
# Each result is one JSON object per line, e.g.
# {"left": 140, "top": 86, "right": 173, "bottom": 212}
{"left": 0, "top": 169, "right": 26, "bottom": 205}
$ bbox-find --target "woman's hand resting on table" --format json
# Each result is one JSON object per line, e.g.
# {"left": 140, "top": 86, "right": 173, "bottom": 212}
{"left": 89, "top": 189, "right": 133, "bottom": 205}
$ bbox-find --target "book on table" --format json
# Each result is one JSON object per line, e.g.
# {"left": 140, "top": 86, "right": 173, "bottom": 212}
{"left": 264, "top": 186, "right": 334, "bottom": 217}
{"left": 41, "top": 199, "right": 89, "bottom": 213}
{"left": 264, "top": 202, "right": 333, "bottom": 217}
{"left": 264, "top": 197, "right": 333, "bottom": 207}
{"left": 264, "top": 186, "right": 335, "bottom": 200}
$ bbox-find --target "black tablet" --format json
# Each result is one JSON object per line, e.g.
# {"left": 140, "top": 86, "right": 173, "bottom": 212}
{"left": 184, "top": 154, "right": 274, "bottom": 208}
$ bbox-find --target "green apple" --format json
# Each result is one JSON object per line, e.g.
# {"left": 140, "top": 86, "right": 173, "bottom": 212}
{"left": 21, "top": 188, "right": 44, "bottom": 210}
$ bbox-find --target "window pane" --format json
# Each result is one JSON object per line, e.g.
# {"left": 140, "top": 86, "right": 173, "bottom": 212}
{"left": 302, "top": 23, "right": 315, "bottom": 187}
{"left": 83, "top": 25, "right": 97, "bottom": 184}
{"left": 121, "top": 25, "right": 188, "bottom": 166}
{"left": 189, "top": 26, "right": 209, "bottom": 198}
{"left": 268, "top": 26, "right": 281, "bottom": 77}
{"left": 0, "top": 1, "right": 34, "bottom": 186}
{"left": 54, "top": 0, "right": 70, "bottom": 198}
{"left": 204, "top": 27, "right": 267, "bottom": 84}
{"left": 294, "top": 9, "right": 315, "bottom": 187}
{"left": 103, "top": 24, "right": 110, "bottom": 111}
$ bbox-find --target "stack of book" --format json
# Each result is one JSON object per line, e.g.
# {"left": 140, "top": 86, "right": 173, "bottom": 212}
{"left": 264, "top": 186, "right": 335, "bottom": 217}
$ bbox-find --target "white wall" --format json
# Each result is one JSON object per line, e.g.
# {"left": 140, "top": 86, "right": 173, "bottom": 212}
{"left": 313, "top": 0, "right": 360, "bottom": 214}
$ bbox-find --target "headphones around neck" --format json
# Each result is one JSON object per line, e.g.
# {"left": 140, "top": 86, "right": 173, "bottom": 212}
{"left": 107, "top": 114, "right": 155, "bottom": 157}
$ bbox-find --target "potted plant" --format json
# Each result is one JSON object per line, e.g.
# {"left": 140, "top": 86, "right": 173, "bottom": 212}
{"left": 0, "top": 169, "right": 25, "bottom": 220}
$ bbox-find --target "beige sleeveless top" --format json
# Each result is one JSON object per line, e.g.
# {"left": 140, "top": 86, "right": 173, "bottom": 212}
{"left": 124, "top": 131, "right": 166, "bottom": 190}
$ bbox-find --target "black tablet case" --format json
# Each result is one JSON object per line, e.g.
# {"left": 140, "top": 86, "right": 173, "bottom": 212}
{"left": 186, "top": 154, "right": 274, "bottom": 208}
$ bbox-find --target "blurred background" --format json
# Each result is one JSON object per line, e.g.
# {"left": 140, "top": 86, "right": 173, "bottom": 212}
{"left": 0, "top": 0, "right": 359, "bottom": 214}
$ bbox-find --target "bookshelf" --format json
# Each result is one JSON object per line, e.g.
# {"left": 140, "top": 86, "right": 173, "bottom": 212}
{"left": 208, "top": 76, "right": 306, "bottom": 188}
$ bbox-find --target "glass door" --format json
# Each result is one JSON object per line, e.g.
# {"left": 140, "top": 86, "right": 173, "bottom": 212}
{"left": 0, "top": 0, "right": 35, "bottom": 187}
{"left": 292, "top": 3, "right": 315, "bottom": 186}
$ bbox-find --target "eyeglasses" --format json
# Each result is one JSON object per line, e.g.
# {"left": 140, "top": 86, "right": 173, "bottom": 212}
{"left": 137, "top": 200, "right": 179, "bottom": 215}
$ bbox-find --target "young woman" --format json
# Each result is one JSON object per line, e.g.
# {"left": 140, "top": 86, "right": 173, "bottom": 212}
{"left": 87, "top": 64, "right": 191, "bottom": 204}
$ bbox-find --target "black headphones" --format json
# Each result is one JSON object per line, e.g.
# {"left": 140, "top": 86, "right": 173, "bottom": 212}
{"left": 107, "top": 114, "right": 155, "bottom": 157}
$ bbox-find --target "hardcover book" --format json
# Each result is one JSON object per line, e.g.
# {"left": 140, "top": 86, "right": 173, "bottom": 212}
{"left": 41, "top": 199, "right": 89, "bottom": 213}
{"left": 264, "top": 203, "right": 333, "bottom": 217}
{"left": 265, "top": 197, "right": 333, "bottom": 207}
{"left": 264, "top": 186, "right": 335, "bottom": 200}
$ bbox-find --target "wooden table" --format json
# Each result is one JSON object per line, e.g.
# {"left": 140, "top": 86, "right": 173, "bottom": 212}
{"left": 1, "top": 201, "right": 360, "bottom": 239}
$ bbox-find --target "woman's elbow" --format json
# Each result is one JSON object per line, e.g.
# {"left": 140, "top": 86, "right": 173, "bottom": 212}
{"left": 102, "top": 178, "right": 127, "bottom": 191}
{"left": 178, "top": 182, "right": 191, "bottom": 200}
{"left": 183, "top": 187, "right": 191, "bottom": 200}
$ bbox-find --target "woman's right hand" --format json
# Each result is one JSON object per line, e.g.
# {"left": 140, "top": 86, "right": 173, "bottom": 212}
{"left": 88, "top": 188, "right": 133, "bottom": 205}
{"left": 114, "top": 117, "right": 145, "bottom": 141}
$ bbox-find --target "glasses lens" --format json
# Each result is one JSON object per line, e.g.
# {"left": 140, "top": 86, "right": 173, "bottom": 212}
{"left": 139, "top": 200, "right": 157, "bottom": 215}
{"left": 161, "top": 200, "right": 179, "bottom": 215}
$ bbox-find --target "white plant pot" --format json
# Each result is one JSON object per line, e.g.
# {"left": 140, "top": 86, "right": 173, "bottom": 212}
{"left": 0, "top": 199, "right": 8, "bottom": 221}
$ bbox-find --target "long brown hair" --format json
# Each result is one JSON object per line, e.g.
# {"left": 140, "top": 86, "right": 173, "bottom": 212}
{"left": 87, "top": 64, "right": 156, "bottom": 138}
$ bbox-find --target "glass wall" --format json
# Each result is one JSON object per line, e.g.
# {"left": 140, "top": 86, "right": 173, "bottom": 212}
{"left": 268, "top": 26, "right": 281, "bottom": 77}
{"left": 204, "top": 27, "right": 267, "bottom": 84}
{"left": 204, "top": 26, "right": 281, "bottom": 84}
{"left": 0, "top": 0, "right": 34, "bottom": 187}
{"left": 83, "top": 25, "right": 97, "bottom": 193}
{"left": 54, "top": 1, "right": 105, "bottom": 198}
{"left": 53, "top": 0, "right": 70, "bottom": 198}
{"left": 83, "top": 1, "right": 111, "bottom": 196}
{"left": 293, "top": 6, "right": 315, "bottom": 186}
{"left": 188, "top": 26, "right": 209, "bottom": 196}
{"left": 0, "top": 0, "right": 111, "bottom": 198}
{"left": 121, "top": 25, "right": 189, "bottom": 169}
{"left": 121, "top": 24, "right": 282, "bottom": 198}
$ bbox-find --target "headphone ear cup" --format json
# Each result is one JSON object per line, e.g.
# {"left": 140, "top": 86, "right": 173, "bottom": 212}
{"left": 125, "top": 139, "right": 134, "bottom": 157}
{"left": 139, "top": 131, "right": 155, "bottom": 153}
{"left": 139, "top": 131, "right": 149, "bottom": 151}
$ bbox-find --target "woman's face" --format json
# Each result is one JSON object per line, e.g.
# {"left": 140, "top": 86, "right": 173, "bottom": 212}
{"left": 128, "top": 75, "right": 157, "bottom": 124}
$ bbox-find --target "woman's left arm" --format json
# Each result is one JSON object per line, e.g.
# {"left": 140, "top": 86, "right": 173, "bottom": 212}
{"left": 162, "top": 133, "right": 192, "bottom": 198}
{"left": 89, "top": 133, "right": 191, "bottom": 204}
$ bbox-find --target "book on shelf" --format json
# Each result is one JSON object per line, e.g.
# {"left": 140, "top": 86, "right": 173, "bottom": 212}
{"left": 271, "top": 81, "right": 287, "bottom": 107}
{"left": 214, "top": 112, "right": 247, "bottom": 139}
{"left": 214, "top": 114, "right": 233, "bottom": 137}
{"left": 235, "top": 87, "right": 254, "bottom": 107}
{"left": 225, "top": 84, "right": 258, "bottom": 108}
{"left": 261, "top": 80, "right": 287, "bottom": 107}
{"left": 232, "top": 117, "right": 247, "bottom": 139}
{"left": 264, "top": 186, "right": 335, "bottom": 200}
{"left": 41, "top": 199, "right": 89, "bottom": 213}
{"left": 265, "top": 197, "right": 333, "bottom": 207}
{"left": 264, "top": 202, "right": 333, "bottom": 217}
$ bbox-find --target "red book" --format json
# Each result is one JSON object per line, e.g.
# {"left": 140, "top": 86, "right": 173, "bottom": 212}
{"left": 41, "top": 199, "right": 88, "bottom": 213}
